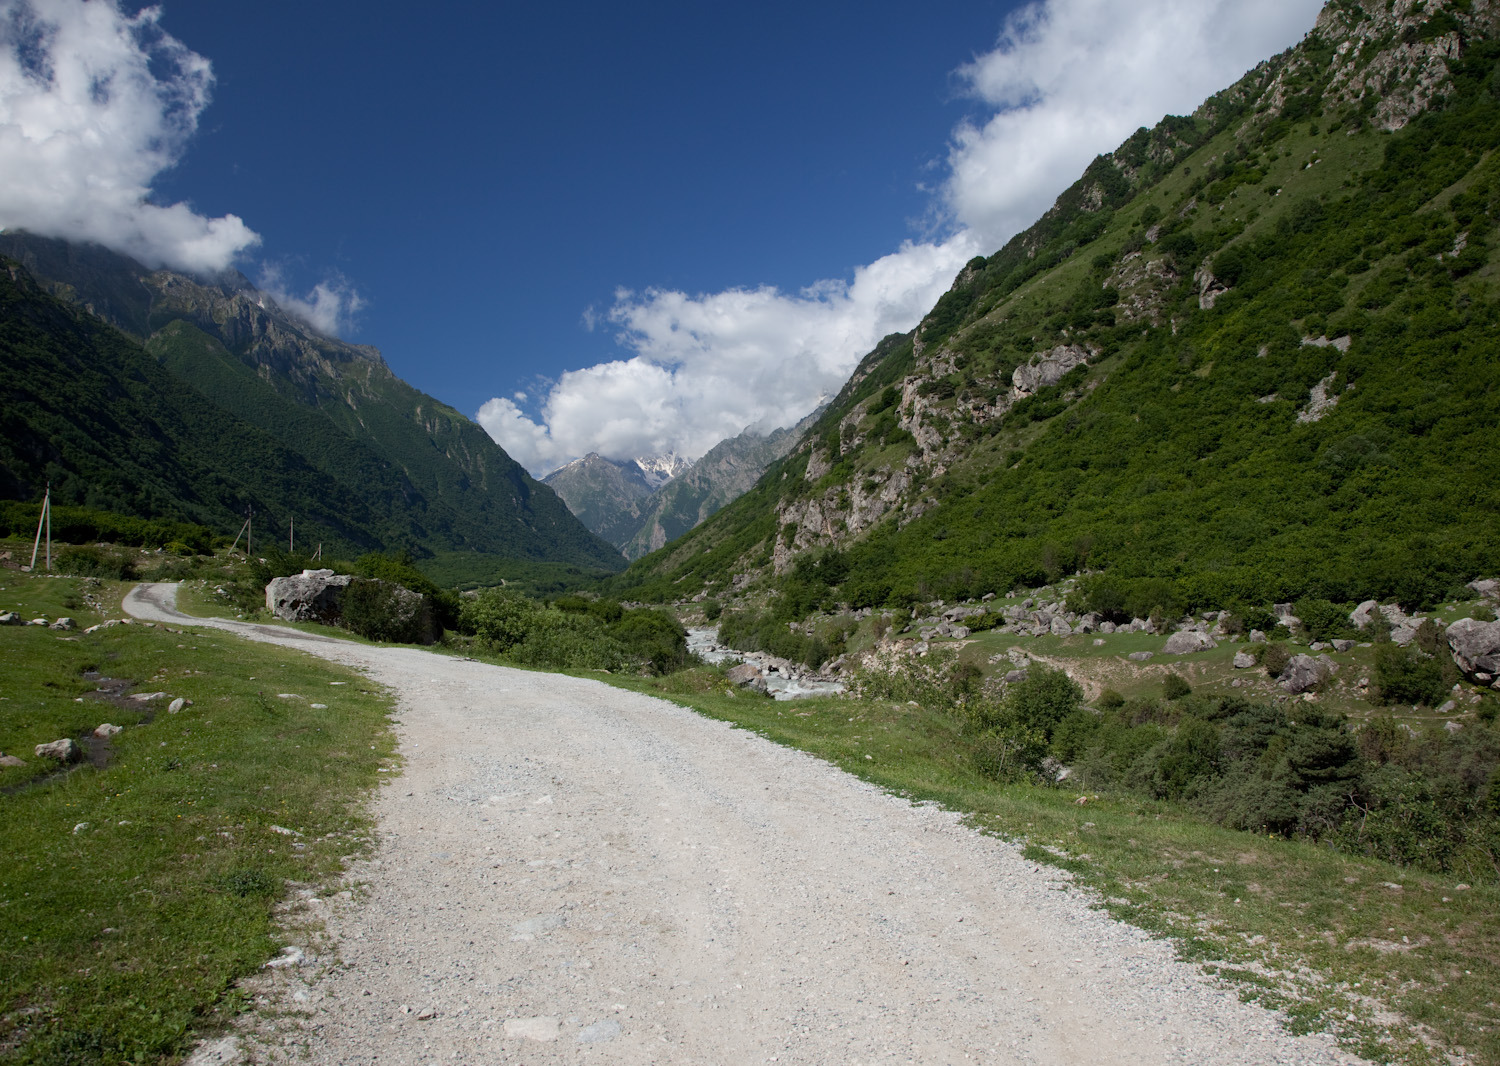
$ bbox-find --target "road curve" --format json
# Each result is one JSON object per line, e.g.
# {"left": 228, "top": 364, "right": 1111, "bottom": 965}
{"left": 126, "top": 583, "right": 1364, "bottom": 1066}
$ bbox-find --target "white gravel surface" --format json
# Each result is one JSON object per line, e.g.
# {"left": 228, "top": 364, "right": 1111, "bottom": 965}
{"left": 126, "top": 583, "right": 1367, "bottom": 1066}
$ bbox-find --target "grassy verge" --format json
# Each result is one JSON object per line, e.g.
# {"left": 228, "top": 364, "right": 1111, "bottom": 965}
{"left": 589, "top": 665, "right": 1497, "bottom": 1066}
{"left": 0, "top": 570, "right": 396, "bottom": 1065}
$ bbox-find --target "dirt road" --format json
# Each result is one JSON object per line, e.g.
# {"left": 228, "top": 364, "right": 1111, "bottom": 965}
{"left": 125, "top": 583, "right": 1363, "bottom": 1065}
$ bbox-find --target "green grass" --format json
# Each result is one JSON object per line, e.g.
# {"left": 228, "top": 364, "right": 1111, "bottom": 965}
{"left": 0, "top": 571, "right": 396, "bottom": 1065}
{"left": 594, "top": 665, "right": 1500, "bottom": 1066}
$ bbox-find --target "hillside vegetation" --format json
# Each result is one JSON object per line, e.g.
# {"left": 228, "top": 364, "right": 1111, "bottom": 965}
{"left": 610, "top": 0, "right": 1500, "bottom": 620}
{"left": 0, "top": 238, "right": 622, "bottom": 575}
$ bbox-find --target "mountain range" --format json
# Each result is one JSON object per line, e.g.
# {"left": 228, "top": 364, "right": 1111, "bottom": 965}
{"left": 0, "top": 234, "right": 624, "bottom": 576}
{"left": 544, "top": 409, "right": 820, "bottom": 560}
{"left": 608, "top": 0, "right": 1500, "bottom": 618}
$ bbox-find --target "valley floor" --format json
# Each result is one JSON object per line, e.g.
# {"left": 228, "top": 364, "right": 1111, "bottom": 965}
{"left": 126, "top": 584, "right": 1364, "bottom": 1066}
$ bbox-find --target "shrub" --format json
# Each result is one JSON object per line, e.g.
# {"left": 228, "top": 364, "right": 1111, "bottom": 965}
{"left": 1261, "top": 642, "right": 1292, "bottom": 678}
{"left": 54, "top": 545, "right": 136, "bottom": 580}
{"left": 459, "top": 589, "right": 540, "bottom": 651}
{"left": 608, "top": 609, "right": 689, "bottom": 674}
{"left": 341, "top": 578, "right": 434, "bottom": 644}
{"left": 1163, "top": 673, "right": 1193, "bottom": 701}
{"left": 703, "top": 599, "right": 722, "bottom": 621}
{"left": 1372, "top": 644, "right": 1446, "bottom": 706}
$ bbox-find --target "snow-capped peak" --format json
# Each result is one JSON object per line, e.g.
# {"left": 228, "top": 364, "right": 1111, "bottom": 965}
{"left": 633, "top": 452, "right": 691, "bottom": 489}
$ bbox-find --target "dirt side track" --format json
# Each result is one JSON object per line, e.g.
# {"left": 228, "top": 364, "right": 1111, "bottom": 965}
{"left": 124, "top": 583, "right": 1364, "bottom": 1066}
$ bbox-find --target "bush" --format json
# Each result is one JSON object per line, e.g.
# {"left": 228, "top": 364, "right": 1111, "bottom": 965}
{"left": 340, "top": 578, "right": 435, "bottom": 644}
{"left": 1373, "top": 644, "right": 1447, "bottom": 706}
{"left": 1163, "top": 673, "right": 1193, "bottom": 701}
{"left": 703, "top": 599, "right": 723, "bottom": 621}
{"left": 1261, "top": 642, "right": 1292, "bottom": 678}
{"left": 608, "top": 609, "right": 689, "bottom": 674}
{"left": 53, "top": 545, "right": 136, "bottom": 580}
{"left": 460, "top": 589, "right": 541, "bottom": 651}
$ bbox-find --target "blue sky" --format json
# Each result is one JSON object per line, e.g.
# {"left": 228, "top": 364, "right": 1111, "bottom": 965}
{"left": 0, "top": 0, "right": 1323, "bottom": 473}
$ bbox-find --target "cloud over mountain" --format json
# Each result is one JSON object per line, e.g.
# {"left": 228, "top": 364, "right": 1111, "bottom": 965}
{"left": 0, "top": 0, "right": 259, "bottom": 273}
{"left": 481, "top": 0, "right": 1321, "bottom": 477}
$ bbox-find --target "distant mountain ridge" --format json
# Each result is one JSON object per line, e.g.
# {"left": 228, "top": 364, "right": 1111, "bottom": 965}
{"left": 543, "top": 414, "right": 819, "bottom": 559}
{"left": 0, "top": 233, "right": 624, "bottom": 574}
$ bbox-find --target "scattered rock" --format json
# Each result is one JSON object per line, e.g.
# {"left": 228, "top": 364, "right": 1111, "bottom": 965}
{"left": 72, "top": 822, "right": 89, "bottom": 834}
{"left": 503, "top": 1017, "right": 560, "bottom": 1042}
{"left": 577, "top": 1019, "right": 622, "bottom": 1043}
{"left": 1249, "top": 629, "right": 1267, "bottom": 643}
{"left": 1467, "top": 578, "right": 1498, "bottom": 601}
{"left": 1331, "top": 639, "right": 1355, "bottom": 653}
{"left": 183, "top": 1035, "right": 242, "bottom": 1066}
{"left": 726, "top": 663, "right": 765, "bottom": 690}
{"left": 416, "top": 1008, "right": 436, "bottom": 1021}
{"left": 129, "top": 691, "right": 168, "bottom": 702}
{"left": 1444, "top": 721, "right": 1463, "bottom": 733}
{"left": 1127, "top": 651, "right": 1154, "bottom": 662}
{"left": 48, "top": 617, "right": 75, "bottom": 630}
{"left": 0, "top": 754, "right": 25, "bottom": 767}
{"left": 1350, "top": 600, "right": 1381, "bottom": 629}
{"left": 0, "top": 611, "right": 21, "bottom": 625}
{"left": 28, "top": 617, "right": 49, "bottom": 626}
{"left": 1233, "top": 651, "right": 1256, "bottom": 669}
{"left": 168, "top": 697, "right": 188, "bottom": 714}
{"left": 1437, "top": 700, "right": 1457, "bottom": 714}
{"left": 264, "top": 946, "right": 307, "bottom": 969}
{"left": 34, "top": 738, "right": 81, "bottom": 763}
{"left": 93, "top": 723, "right": 122, "bottom": 738}
{"left": 1162, "top": 630, "right": 1217, "bottom": 655}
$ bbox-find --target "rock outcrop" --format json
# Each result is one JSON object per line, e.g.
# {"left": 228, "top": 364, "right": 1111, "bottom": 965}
{"left": 266, "top": 569, "right": 353, "bottom": 623}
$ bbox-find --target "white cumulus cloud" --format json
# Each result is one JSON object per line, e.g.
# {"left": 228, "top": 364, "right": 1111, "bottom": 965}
{"left": 944, "top": 0, "right": 1323, "bottom": 244}
{"left": 485, "top": 0, "right": 1322, "bottom": 477}
{"left": 257, "top": 264, "right": 365, "bottom": 337}
{"left": 478, "top": 234, "right": 978, "bottom": 474}
{"left": 0, "top": 0, "right": 258, "bottom": 272}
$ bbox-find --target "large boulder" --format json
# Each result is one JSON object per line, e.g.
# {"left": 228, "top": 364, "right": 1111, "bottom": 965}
{"left": 1447, "top": 617, "right": 1500, "bottom": 677}
{"left": 266, "top": 569, "right": 353, "bottom": 622}
{"left": 1468, "top": 578, "right": 1499, "bottom": 601}
{"left": 1279, "top": 654, "right": 1331, "bottom": 694}
{"left": 1162, "top": 630, "right": 1217, "bottom": 655}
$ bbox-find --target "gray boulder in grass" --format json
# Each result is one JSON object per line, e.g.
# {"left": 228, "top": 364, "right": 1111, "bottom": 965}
{"left": 1162, "top": 630, "right": 1217, "bottom": 655}
{"left": 1447, "top": 618, "right": 1500, "bottom": 677}
{"left": 35, "top": 738, "right": 82, "bottom": 763}
{"left": 1279, "top": 654, "right": 1327, "bottom": 694}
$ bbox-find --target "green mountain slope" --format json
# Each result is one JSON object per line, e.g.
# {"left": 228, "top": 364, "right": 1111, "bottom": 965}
{"left": 610, "top": 0, "right": 1500, "bottom": 615}
{"left": 0, "top": 239, "right": 624, "bottom": 571}
{"left": 0, "top": 262, "right": 385, "bottom": 544}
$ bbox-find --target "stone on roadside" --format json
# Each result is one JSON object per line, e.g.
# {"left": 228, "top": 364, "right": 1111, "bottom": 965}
{"left": 1232, "top": 651, "right": 1255, "bottom": 669}
{"left": 93, "top": 723, "right": 123, "bottom": 738}
{"left": 1162, "top": 630, "right": 1217, "bottom": 655}
{"left": 35, "top": 738, "right": 82, "bottom": 763}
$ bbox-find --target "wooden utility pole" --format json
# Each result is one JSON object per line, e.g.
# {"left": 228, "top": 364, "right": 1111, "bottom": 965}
{"left": 26, "top": 484, "right": 51, "bottom": 572}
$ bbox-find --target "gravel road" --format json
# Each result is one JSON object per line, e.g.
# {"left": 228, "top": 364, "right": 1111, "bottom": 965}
{"left": 125, "top": 583, "right": 1366, "bottom": 1066}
